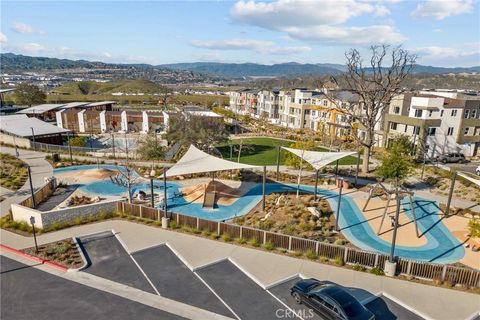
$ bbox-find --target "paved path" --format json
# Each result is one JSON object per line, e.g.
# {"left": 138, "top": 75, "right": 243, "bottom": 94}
{"left": 1, "top": 220, "right": 478, "bottom": 320}
{"left": 0, "top": 147, "right": 53, "bottom": 216}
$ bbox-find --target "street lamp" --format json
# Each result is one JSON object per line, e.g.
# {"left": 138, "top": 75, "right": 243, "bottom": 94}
{"left": 150, "top": 166, "right": 156, "bottom": 208}
{"left": 31, "top": 127, "right": 36, "bottom": 151}
{"left": 27, "top": 165, "right": 36, "bottom": 209}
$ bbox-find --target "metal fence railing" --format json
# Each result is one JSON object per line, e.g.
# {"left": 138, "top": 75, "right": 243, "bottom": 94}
{"left": 116, "top": 202, "right": 480, "bottom": 288}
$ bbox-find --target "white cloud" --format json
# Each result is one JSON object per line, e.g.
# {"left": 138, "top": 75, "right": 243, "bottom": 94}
{"left": 11, "top": 22, "right": 34, "bottom": 34}
{"left": 411, "top": 43, "right": 480, "bottom": 66}
{"left": 230, "top": 0, "right": 405, "bottom": 45}
{"left": 231, "top": 0, "right": 374, "bottom": 28}
{"left": 374, "top": 5, "right": 391, "bottom": 16}
{"left": 190, "top": 38, "right": 274, "bottom": 50}
{"left": 411, "top": 0, "right": 475, "bottom": 20}
{"left": 190, "top": 38, "right": 311, "bottom": 55}
{"left": 0, "top": 32, "right": 8, "bottom": 44}
{"left": 285, "top": 25, "right": 406, "bottom": 45}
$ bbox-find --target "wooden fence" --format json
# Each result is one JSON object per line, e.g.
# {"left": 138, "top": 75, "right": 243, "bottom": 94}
{"left": 19, "top": 179, "right": 56, "bottom": 209}
{"left": 116, "top": 202, "right": 480, "bottom": 288}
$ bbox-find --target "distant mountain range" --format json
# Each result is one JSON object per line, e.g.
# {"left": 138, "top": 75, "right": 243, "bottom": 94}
{"left": 2, "top": 53, "right": 479, "bottom": 79}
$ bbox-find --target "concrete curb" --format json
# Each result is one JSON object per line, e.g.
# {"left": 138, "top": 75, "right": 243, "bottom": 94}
{"left": 0, "top": 244, "right": 68, "bottom": 272}
{"left": 67, "top": 237, "right": 89, "bottom": 272}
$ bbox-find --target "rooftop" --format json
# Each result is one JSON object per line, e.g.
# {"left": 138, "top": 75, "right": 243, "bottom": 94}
{"left": 16, "top": 104, "right": 66, "bottom": 114}
{"left": 0, "top": 114, "right": 70, "bottom": 137}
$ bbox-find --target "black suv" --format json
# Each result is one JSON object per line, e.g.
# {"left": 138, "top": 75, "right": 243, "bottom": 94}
{"left": 291, "top": 279, "right": 375, "bottom": 320}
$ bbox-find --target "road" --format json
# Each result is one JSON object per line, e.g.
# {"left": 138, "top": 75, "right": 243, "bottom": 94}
{"left": 445, "top": 161, "right": 479, "bottom": 175}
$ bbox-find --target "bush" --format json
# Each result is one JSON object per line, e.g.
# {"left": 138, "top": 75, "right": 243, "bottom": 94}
{"left": 370, "top": 266, "right": 385, "bottom": 276}
{"left": 74, "top": 217, "right": 83, "bottom": 225}
{"left": 333, "top": 255, "right": 345, "bottom": 266}
{"left": 169, "top": 220, "right": 178, "bottom": 229}
{"left": 291, "top": 250, "right": 302, "bottom": 257}
{"left": 263, "top": 241, "right": 275, "bottom": 251}
{"left": 49, "top": 222, "right": 60, "bottom": 232}
{"left": 334, "top": 239, "right": 346, "bottom": 246}
{"left": 222, "top": 233, "right": 232, "bottom": 242}
{"left": 154, "top": 220, "right": 162, "bottom": 227}
{"left": 201, "top": 228, "right": 211, "bottom": 237}
{"left": 235, "top": 237, "right": 247, "bottom": 244}
{"left": 352, "top": 263, "right": 366, "bottom": 272}
{"left": 305, "top": 249, "right": 318, "bottom": 260}
{"left": 98, "top": 211, "right": 109, "bottom": 220}
{"left": 319, "top": 256, "right": 329, "bottom": 263}
{"left": 249, "top": 238, "right": 260, "bottom": 247}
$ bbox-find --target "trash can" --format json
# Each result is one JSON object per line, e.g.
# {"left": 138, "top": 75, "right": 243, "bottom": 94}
{"left": 162, "top": 217, "right": 170, "bottom": 229}
{"left": 52, "top": 153, "right": 60, "bottom": 162}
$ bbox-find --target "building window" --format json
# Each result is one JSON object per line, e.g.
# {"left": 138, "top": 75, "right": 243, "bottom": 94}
{"left": 393, "top": 106, "right": 400, "bottom": 114}
{"left": 464, "top": 127, "right": 470, "bottom": 135}
{"left": 390, "top": 122, "right": 397, "bottom": 130}
{"left": 323, "top": 100, "right": 327, "bottom": 106}
{"left": 414, "top": 126, "right": 420, "bottom": 135}
{"left": 471, "top": 109, "right": 477, "bottom": 119}
{"left": 440, "top": 110, "right": 444, "bottom": 117}
{"left": 428, "top": 110, "right": 433, "bottom": 117}
{"left": 447, "top": 127, "right": 454, "bottom": 136}
{"left": 414, "top": 109, "right": 423, "bottom": 117}
{"left": 428, "top": 127, "right": 436, "bottom": 136}
{"left": 464, "top": 109, "right": 470, "bottom": 119}
{"left": 451, "top": 110, "right": 457, "bottom": 117}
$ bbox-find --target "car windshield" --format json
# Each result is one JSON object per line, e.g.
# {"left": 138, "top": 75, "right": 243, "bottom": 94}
{"left": 342, "top": 300, "right": 365, "bottom": 317}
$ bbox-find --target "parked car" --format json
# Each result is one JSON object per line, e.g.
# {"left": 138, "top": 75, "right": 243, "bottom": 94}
{"left": 436, "top": 153, "right": 467, "bottom": 163}
{"left": 291, "top": 279, "right": 375, "bottom": 320}
{"left": 476, "top": 165, "right": 480, "bottom": 176}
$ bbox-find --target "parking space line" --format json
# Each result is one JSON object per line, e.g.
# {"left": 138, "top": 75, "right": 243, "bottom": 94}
{"left": 193, "top": 271, "right": 242, "bottom": 320}
{"left": 111, "top": 229, "right": 161, "bottom": 296}
{"left": 266, "top": 289, "right": 304, "bottom": 320}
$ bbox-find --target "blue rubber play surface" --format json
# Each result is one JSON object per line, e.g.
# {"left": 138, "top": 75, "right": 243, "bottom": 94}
{"left": 54, "top": 165, "right": 464, "bottom": 263}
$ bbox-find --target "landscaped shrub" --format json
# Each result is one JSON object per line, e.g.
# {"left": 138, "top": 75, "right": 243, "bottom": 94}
{"left": 319, "top": 256, "right": 329, "bottom": 263}
{"left": 333, "top": 255, "right": 345, "bottom": 266}
{"left": 201, "top": 228, "right": 211, "bottom": 237}
{"left": 168, "top": 220, "right": 178, "bottom": 229}
{"left": 352, "top": 263, "right": 366, "bottom": 272}
{"left": 334, "top": 239, "right": 347, "bottom": 246}
{"left": 48, "top": 222, "right": 60, "bottom": 232}
{"left": 249, "top": 238, "right": 260, "bottom": 247}
{"left": 291, "top": 250, "right": 302, "bottom": 257}
{"left": 154, "top": 220, "right": 162, "bottom": 227}
{"left": 305, "top": 249, "right": 318, "bottom": 260}
{"left": 370, "top": 266, "right": 384, "bottom": 276}
{"left": 74, "top": 217, "right": 83, "bottom": 225}
{"left": 263, "top": 241, "right": 275, "bottom": 251}
{"left": 222, "top": 233, "right": 232, "bottom": 242}
{"left": 235, "top": 237, "right": 247, "bottom": 244}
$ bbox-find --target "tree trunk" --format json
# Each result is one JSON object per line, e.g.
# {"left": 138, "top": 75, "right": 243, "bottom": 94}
{"left": 362, "top": 145, "right": 370, "bottom": 173}
{"left": 127, "top": 181, "right": 132, "bottom": 204}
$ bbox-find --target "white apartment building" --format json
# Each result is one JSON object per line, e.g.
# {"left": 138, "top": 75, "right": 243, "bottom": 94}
{"left": 384, "top": 92, "right": 480, "bottom": 157}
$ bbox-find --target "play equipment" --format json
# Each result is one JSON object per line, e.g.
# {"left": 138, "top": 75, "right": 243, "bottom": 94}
{"left": 203, "top": 191, "right": 216, "bottom": 209}
{"left": 363, "top": 181, "right": 421, "bottom": 238}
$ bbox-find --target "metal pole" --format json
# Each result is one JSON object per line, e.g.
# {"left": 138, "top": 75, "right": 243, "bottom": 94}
{"left": 445, "top": 171, "right": 456, "bottom": 216}
{"left": 276, "top": 146, "right": 281, "bottom": 181}
{"left": 67, "top": 132, "right": 73, "bottom": 163}
{"left": 296, "top": 150, "right": 305, "bottom": 199}
{"left": 31, "top": 127, "right": 36, "bottom": 151}
{"left": 262, "top": 166, "right": 266, "bottom": 211}
{"left": 334, "top": 148, "right": 340, "bottom": 180}
{"left": 27, "top": 165, "right": 36, "bottom": 209}
{"left": 389, "top": 186, "right": 401, "bottom": 263}
{"left": 30, "top": 217, "right": 38, "bottom": 253}
{"left": 355, "top": 151, "right": 360, "bottom": 186}
{"left": 13, "top": 135, "right": 19, "bottom": 158}
{"left": 335, "top": 179, "right": 343, "bottom": 231}
{"left": 150, "top": 178, "right": 155, "bottom": 207}
{"left": 230, "top": 144, "right": 233, "bottom": 160}
{"left": 111, "top": 133, "right": 116, "bottom": 159}
{"left": 314, "top": 169, "right": 319, "bottom": 203}
{"left": 163, "top": 168, "right": 168, "bottom": 218}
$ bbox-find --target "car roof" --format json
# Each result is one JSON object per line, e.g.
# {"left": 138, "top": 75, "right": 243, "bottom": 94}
{"left": 315, "top": 285, "right": 356, "bottom": 306}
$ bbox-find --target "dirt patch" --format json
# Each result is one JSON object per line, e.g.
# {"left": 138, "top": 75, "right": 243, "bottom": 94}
{"left": 22, "top": 238, "right": 84, "bottom": 269}
{"left": 0, "top": 153, "right": 28, "bottom": 191}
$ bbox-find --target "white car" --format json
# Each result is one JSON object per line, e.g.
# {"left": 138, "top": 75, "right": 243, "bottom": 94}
{"left": 476, "top": 165, "right": 480, "bottom": 176}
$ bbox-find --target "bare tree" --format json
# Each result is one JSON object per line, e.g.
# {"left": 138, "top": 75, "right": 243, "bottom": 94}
{"left": 158, "top": 85, "right": 172, "bottom": 110}
{"left": 113, "top": 134, "right": 141, "bottom": 203}
{"left": 327, "top": 45, "right": 416, "bottom": 173}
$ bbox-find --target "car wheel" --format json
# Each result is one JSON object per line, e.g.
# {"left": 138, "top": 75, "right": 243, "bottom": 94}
{"left": 292, "top": 292, "right": 302, "bottom": 304}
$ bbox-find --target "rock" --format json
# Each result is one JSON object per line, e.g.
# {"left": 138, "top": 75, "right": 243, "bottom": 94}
{"left": 177, "top": 175, "right": 185, "bottom": 180}
{"left": 92, "top": 196, "right": 101, "bottom": 203}
{"left": 55, "top": 163, "right": 64, "bottom": 168}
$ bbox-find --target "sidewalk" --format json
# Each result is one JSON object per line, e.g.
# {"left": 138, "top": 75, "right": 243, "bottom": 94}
{"left": 1, "top": 220, "right": 478, "bottom": 320}
{"left": 0, "top": 147, "right": 53, "bottom": 216}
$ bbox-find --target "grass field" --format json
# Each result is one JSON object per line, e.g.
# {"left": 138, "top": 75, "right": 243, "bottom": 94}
{"left": 216, "top": 137, "right": 359, "bottom": 166}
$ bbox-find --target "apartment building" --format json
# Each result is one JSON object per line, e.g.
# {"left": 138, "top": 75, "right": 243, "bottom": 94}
{"left": 384, "top": 91, "right": 480, "bottom": 157}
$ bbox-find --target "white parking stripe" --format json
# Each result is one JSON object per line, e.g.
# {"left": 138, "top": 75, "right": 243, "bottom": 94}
{"left": 193, "top": 271, "right": 242, "bottom": 320}
{"left": 266, "top": 289, "right": 304, "bottom": 320}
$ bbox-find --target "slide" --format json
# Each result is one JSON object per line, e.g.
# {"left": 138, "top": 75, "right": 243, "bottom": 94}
{"left": 203, "top": 191, "right": 216, "bottom": 209}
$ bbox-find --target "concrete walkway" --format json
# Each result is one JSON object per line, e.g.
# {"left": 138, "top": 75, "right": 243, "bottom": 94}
{"left": 0, "top": 146, "right": 53, "bottom": 216}
{"left": 1, "top": 220, "right": 478, "bottom": 320}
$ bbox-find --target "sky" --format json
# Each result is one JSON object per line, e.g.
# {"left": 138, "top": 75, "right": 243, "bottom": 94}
{"left": 0, "top": 0, "right": 479, "bottom": 67}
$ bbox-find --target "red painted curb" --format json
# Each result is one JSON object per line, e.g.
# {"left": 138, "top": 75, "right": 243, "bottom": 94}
{"left": 0, "top": 244, "right": 68, "bottom": 272}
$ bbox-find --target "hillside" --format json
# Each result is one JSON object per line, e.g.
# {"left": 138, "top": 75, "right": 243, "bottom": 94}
{"left": 53, "top": 80, "right": 169, "bottom": 95}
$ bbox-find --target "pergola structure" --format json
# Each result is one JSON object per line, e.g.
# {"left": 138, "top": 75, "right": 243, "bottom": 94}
{"left": 161, "top": 145, "right": 262, "bottom": 213}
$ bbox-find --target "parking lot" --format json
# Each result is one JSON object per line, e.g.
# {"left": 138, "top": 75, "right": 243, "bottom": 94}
{"left": 76, "top": 231, "right": 425, "bottom": 320}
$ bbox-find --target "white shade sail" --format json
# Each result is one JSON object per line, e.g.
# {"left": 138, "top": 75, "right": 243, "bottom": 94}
{"left": 162, "top": 144, "right": 260, "bottom": 177}
{"left": 282, "top": 147, "right": 357, "bottom": 170}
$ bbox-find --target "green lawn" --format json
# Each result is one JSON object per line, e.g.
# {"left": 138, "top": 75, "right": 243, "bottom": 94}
{"left": 216, "top": 137, "right": 360, "bottom": 166}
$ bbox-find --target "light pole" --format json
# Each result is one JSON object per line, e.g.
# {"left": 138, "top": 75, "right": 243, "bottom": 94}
{"left": 30, "top": 216, "right": 38, "bottom": 253}
{"left": 67, "top": 132, "right": 73, "bottom": 163}
{"left": 27, "top": 165, "right": 36, "bottom": 209}
{"left": 150, "top": 166, "right": 156, "bottom": 208}
{"left": 13, "top": 135, "right": 19, "bottom": 158}
{"left": 335, "top": 179, "right": 343, "bottom": 231}
{"left": 389, "top": 185, "right": 401, "bottom": 263}
{"left": 31, "top": 127, "right": 36, "bottom": 151}
{"left": 445, "top": 171, "right": 457, "bottom": 216}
